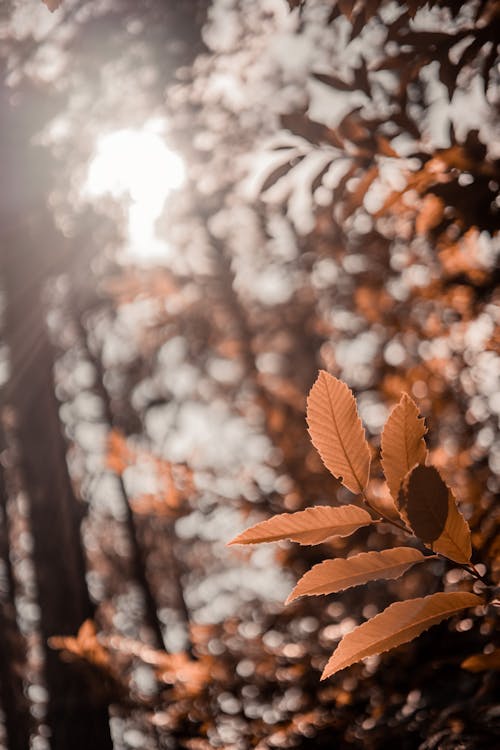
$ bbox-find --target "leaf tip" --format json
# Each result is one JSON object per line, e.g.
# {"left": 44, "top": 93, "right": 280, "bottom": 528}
{"left": 227, "top": 534, "right": 243, "bottom": 546}
{"left": 285, "top": 588, "right": 300, "bottom": 605}
{"left": 320, "top": 662, "right": 337, "bottom": 680}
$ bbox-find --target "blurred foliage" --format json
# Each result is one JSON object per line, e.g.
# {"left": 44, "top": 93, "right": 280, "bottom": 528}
{"left": 0, "top": 1, "right": 499, "bottom": 749}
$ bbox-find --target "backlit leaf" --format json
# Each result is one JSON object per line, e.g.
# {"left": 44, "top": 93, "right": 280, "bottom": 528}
{"left": 228, "top": 505, "right": 372, "bottom": 546}
{"left": 381, "top": 393, "right": 427, "bottom": 502}
{"left": 322, "top": 592, "right": 483, "bottom": 678}
{"left": 431, "top": 491, "right": 472, "bottom": 564}
{"left": 287, "top": 547, "right": 427, "bottom": 603}
{"left": 307, "top": 371, "right": 371, "bottom": 495}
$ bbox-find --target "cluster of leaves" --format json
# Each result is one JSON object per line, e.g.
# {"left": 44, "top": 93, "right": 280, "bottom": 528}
{"left": 231, "top": 371, "right": 495, "bottom": 678}
{"left": 290, "top": 0, "right": 500, "bottom": 96}
{"left": 265, "top": 1, "right": 500, "bottom": 245}
{"left": 49, "top": 619, "right": 213, "bottom": 701}
{"left": 106, "top": 428, "right": 194, "bottom": 517}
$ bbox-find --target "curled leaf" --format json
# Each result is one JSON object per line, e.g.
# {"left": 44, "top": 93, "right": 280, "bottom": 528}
{"left": 228, "top": 504, "right": 372, "bottom": 546}
{"left": 381, "top": 393, "right": 427, "bottom": 502}
{"left": 287, "top": 547, "right": 427, "bottom": 603}
{"left": 322, "top": 592, "right": 483, "bottom": 679}
{"left": 307, "top": 371, "right": 371, "bottom": 495}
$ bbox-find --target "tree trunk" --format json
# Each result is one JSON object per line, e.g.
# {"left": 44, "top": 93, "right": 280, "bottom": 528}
{"left": 0, "top": 444, "right": 31, "bottom": 750}
{"left": 0, "top": 79, "right": 113, "bottom": 750}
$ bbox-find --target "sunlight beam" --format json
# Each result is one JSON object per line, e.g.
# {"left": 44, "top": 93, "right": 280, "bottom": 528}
{"left": 85, "top": 124, "right": 185, "bottom": 261}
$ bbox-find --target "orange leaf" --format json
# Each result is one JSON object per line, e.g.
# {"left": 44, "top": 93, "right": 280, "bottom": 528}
{"left": 416, "top": 194, "right": 444, "bottom": 234}
{"left": 287, "top": 547, "right": 427, "bottom": 603}
{"left": 322, "top": 592, "right": 483, "bottom": 679}
{"left": 461, "top": 649, "right": 500, "bottom": 673}
{"left": 432, "top": 491, "right": 473, "bottom": 564}
{"left": 228, "top": 505, "right": 373, "bottom": 546}
{"left": 48, "top": 619, "right": 110, "bottom": 670}
{"left": 307, "top": 371, "right": 371, "bottom": 495}
{"left": 381, "top": 393, "right": 427, "bottom": 502}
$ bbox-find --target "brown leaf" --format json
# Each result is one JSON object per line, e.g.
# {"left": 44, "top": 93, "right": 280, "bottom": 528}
{"left": 401, "top": 465, "right": 472, "bottom": 564}
{"left": 399, "top": 465, "right": 448, "bottom": 541}
{"left": 461, "top": 649, "right": 500, "bottom": 673}
{"left": 287, "top": 547, "right": 427, "bottom": 603}
{"left": 313, "top": 72, "right": 352, "bottom": 92}
{"left": 376, "top": 135, "right": 399, "bottom": 158}
{"left": 381, "top": 393, "right": 427, "bottom": 502}
{"left": 322, "top": 592, "right": 483, "bottom": 678}
{"left": 228, "top": 505, "right": 373, "bottom": 546}
{"left": 307, "top": 371, "right": 371, "bottom": 495}
{"left": 42, "top": 0, "right": 63, "bottom": 10}
{"left": 260, "top": 155, "right": 305, "bottom": 193}
{"left": 338, "top": 0, "right": 357, "bottom": 20}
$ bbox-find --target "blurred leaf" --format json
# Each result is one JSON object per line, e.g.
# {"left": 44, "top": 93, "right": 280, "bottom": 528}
{"left": 260, "top": 155, "right": 305, "bottom": 193}
{"left": 49, "top": 620, "right": 111, "bottom": 671}
{"left": 42, "top": 0, "right": 63, "bottom": 10}
{"left": 313, "top": 72, "right": 352, "bottom": 92}
{"left": 416, "top": 194, "right": 445, "bottom": 234}
{"left": 461, "top": 649, "right": 500, "bottom": 673}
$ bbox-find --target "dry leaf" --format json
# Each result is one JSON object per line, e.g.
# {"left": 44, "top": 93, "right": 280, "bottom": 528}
{"left": 381, "top": 393, "right": 427, "bottom": 502}
{"left": 402, "top": 465, "right": 472, "bottom": 564}
{"left": 228, "top": 505, "right": 373, "bottom": 546}
{"left": 461, "top": 649, "right": 500, "bottom": 672}
{"left": 307, "top": 371, "right": 371, "bottom": 495}
{"left": 287, "top": 547, "right": 427, "bottom": 603}
{"left": 322, "top": 592, "right": 483, "bottom": 678}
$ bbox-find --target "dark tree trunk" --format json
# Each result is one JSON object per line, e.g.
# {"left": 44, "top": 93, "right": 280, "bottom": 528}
{"left": 0, "top": 445, "right": 31, "bottom": 750}
{"left": 0, "top": 79, "right": 113, "bottom": 750}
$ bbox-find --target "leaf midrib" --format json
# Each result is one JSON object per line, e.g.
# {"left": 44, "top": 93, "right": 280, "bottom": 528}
{"left": 323, "top": 376, "right": 364, "bottom": 494}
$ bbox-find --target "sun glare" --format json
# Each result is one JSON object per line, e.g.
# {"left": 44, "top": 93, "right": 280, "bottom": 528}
{"left": 85, "top": 124, "right": 185, "bottom": 261}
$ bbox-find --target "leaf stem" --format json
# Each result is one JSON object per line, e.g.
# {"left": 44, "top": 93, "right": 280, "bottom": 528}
{"left": 363, "top": 497, "right": 410, "bottom": 535}
{"left": 363, "top": 496, "right": 489, "bottom": 583}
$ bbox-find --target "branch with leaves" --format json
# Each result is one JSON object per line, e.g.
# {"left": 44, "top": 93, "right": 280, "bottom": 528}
{"left": 230, "top": 371, "right": 495, "bottom": 679}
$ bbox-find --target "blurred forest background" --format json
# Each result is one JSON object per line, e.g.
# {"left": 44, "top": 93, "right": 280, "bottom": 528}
{"left": 0, "top": 0, "right": 499, "bottom": 748}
